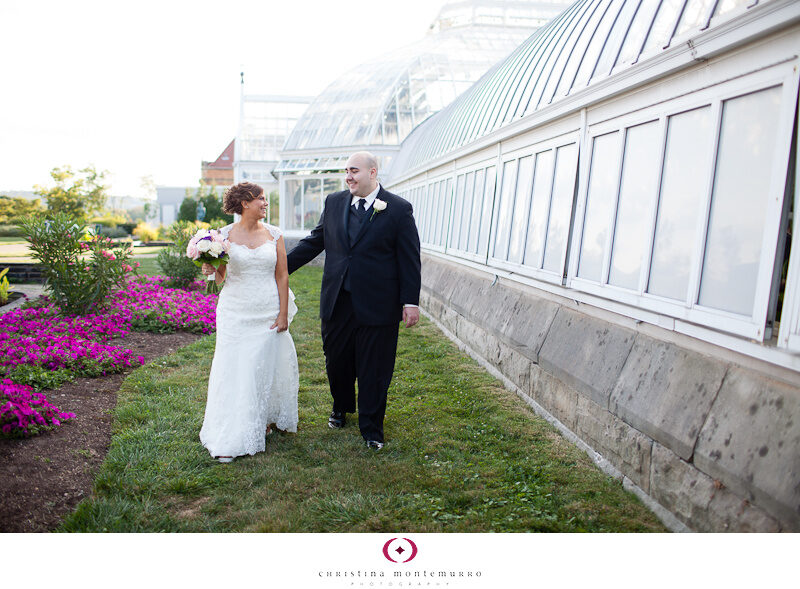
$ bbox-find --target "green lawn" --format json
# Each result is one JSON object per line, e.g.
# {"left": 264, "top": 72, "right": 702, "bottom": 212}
{"left": 131, "top": 256, "right": 161, "bottom": 276}
{"left": 61, "top": 266, "right": 666, "bottom": 532}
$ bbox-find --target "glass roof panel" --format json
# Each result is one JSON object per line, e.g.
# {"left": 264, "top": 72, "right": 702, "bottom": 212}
{"left": 391, "top": 0, "right": 773, "bottom": 180}
{"left": 281, "top": 1, "right": 575, "bottom": 153}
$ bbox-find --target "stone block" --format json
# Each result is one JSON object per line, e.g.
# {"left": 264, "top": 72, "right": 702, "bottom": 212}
{"left": 530, "top": 364, "right": 578, "bottom": 431}
{"left": 609, "top": 335, "right": 727, "bottom": 460}
{"left": 497, "top": 340, "right": 532, "bottom": 395}
{"left": 575, "top": 395, "right": 652, "bottom": 492}
{"left": 537, "top": 308, "right": 635, "bottom": 408}
{"left": 694, "top": 367, "right": 800, "bottom": 530}
{"left": 650, "top": 442, "right": 782, "bottom": 532}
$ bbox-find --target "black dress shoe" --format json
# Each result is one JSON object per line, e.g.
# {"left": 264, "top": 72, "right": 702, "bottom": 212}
{"left": 365, "top": 440, "right": 384, "bottom": 450}
{"left": 328, "top": 411, "right": 345, "bottom": 429}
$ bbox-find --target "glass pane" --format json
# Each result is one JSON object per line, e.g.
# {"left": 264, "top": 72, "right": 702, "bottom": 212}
{"left": 554, "top": 0, "right": 614, "bottom": 98}
{"left": 460, "top": 171, "right": 476, "bottom": 251}
{"left": 469, "top": 169, "right": 486, "bottom": 253}
{"left": 578, "top": 132, "right": 621, "bottom": 282}
{"left": 676, "top": 0, "right": 715, "bottom": 35}
{"left": 617, "top": 0, "right": 661, "bottom": 67}
{"left": 303, "top": 179, "right": 322, "bottom": 230}
{"left": 493, "top": 160, "right": 518, "bottom": 260}
{"left": 572, "top": 0, "right": 623, "bottom": 89}
{"left": 592, "top": 0, "right": 641, "bottom": 80}
{"left": 479, "top": 166, "right": 496, "bottom": 256}
{"left": 609, "top": 121, "right": 661, "bottom": 290}
{"left": 451, "top": 174, "right": 466, "bottom": 249}
{"left": 713, "top": 0, "right": 750, "bottom": 18}
{"left": 434, "top": 182, "right": 445, "bottom": 245}
{"left": 286, "top": 179, "right": 302, "bottom": 231}
{"left": 323, "top": 178, "right": 340, "bottom": 195}
{"left": 424, "top": 184, "right": 435, "bottom": 244}
{"left": 648, "top": 106, "right": 714, "bottom": 300}
{"left": 698, "top": 86, "right": 782, "bottom": 315}
{"left": 439, "top": 179, "right": 452, "bottom": 247}
{"left": 543, "top": 144, "right": 578, "bottom": 273}
{"left": 523, "top": 150, "right": 555, "bottom": 269}
{"left": 642, "top": 0, "right": 685, "bottom": 54}
{"left": 508, "top": 156, "right": 535, "bottom": 264}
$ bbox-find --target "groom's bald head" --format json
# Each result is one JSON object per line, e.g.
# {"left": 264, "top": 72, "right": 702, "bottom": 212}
{"left": 349, "top": 151, "right": 378, "bottom": 172}
{"left": 345, "top": 151, "right": 379, "bottom": 197}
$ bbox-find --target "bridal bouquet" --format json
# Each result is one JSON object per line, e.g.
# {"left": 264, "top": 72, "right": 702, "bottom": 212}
{"left": 186, "top": 229, "right": 230, "bottom": 293}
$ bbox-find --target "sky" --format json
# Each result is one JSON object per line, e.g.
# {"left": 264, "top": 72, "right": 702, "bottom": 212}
{"left": 0, "top": 0, "right": 445, "bottom": 199}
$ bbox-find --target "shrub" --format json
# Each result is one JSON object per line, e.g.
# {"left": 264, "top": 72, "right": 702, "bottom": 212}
{"left": 0, "top": 379, "right": 76, "bottom": 438}
{"left": 98, "top": 226, "right": 129, "bottom": 239}
{"left": 0, "top": 268, "right": 9, "bottom": 305}
{"left": 156, "top": 221, "right": 201, "bottom": 288}
{"left": 0, "top": 224, "right": 25, "bottom": 237}
{"left": 133, "top": 222, "right": 158, "bottom": 242}
{"left": 16, "top": 213, "right": 137, "bottom": 316}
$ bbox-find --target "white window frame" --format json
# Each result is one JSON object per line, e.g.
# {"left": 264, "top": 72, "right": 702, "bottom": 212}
{"left": 567, "top": 63, "right": 799, "bottom": 340}
{"left": 486, "top": 132, "right": 581, "bottom": 286}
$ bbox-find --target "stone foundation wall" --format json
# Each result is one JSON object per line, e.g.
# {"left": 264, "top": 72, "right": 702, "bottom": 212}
{"left": 420, "top": 255, "right": 799, "bottom": 532}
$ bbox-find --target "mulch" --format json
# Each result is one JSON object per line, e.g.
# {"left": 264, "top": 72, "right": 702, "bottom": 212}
{"left": 0, "top": 331, "right": 202, "bottom": 533}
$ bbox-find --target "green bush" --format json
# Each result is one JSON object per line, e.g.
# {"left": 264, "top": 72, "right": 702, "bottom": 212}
{"left": 156, "top": 221, "right": 199, "bottom": 288}
{"left": 98, "top": 226, "right": 129, "bottom": 239}
{"left": 0, "top": 224, "right": 25, "bottom": 237}
{"left": 16, "top": 213, "right": 137, "bottom": 315}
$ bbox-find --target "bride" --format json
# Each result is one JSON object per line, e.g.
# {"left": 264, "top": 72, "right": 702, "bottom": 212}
{"left": 199, "top": 182, "right": 299, "bottom": 463}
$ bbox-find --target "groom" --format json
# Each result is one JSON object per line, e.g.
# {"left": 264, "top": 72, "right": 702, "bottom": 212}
{"left": 286, "top": 151, "right": 421, "bottom": 450}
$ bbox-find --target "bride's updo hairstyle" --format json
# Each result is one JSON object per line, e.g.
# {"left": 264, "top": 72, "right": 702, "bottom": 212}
{"left": 223, "top": 182, "right": 264, "bottom": 215}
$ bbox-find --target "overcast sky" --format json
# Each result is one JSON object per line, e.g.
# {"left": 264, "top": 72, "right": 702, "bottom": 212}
{"left": 0, "top": 0, "right": 445, "bottom": 198}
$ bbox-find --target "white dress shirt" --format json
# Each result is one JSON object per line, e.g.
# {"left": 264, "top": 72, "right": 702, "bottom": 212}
{"left": 351, "top": 184, "right": 381, "bottom": 210}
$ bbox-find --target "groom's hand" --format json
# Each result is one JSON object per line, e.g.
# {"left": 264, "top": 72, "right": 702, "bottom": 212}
{"left": 402, "top": 306, "right": 420, "bottom": 328}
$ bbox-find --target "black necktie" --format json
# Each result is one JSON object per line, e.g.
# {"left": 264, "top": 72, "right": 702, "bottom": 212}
{"left": 353, "top": 198, "right": 366, "bottom": 218}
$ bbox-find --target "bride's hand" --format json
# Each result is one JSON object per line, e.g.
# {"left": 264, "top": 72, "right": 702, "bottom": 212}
{"left": 201, "top": 263, "right": 216, "bottom": 276}
{"left": 270, "top": 314, "right": 289, "bottom": 332}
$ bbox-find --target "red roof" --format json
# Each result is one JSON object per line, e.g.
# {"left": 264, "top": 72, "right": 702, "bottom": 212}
{"left": 205, "top": 139, "right": 234, "bottom": 169}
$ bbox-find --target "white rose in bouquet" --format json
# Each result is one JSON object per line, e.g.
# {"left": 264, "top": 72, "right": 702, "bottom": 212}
{"left": 209, "top": 241, "right": 224, "bottom": 256}
{"left": 197, "top": 239, "right": 212, "bottom": 253}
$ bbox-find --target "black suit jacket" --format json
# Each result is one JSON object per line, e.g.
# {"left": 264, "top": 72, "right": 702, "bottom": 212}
{"left": 287, "top": 186, "right": 421, "bottom": 326}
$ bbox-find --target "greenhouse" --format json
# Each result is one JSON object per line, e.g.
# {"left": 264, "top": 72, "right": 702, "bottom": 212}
{"left": 275, "top": 0, "right": 575, "bottom": 234}
{"left": 385, "top": 0, "right": 800, "bottom": 532}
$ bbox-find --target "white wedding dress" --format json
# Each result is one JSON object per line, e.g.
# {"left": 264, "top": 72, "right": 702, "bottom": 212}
{"left": 200, "top": 223, "right": 299, "bottom": 460}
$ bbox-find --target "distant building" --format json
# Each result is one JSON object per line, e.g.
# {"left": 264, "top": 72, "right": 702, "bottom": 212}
{"left": 155, "top": 185, "right": 225, "bottom": 226}
{"left": 275, "top": 0, "right": 573, "bottom": 236}
{"left": 201, "top": 139, "right": 235, "bottom": 187}
{"left": 155, "top": 187, "right": 188, "bottom": 226}
{"left": 234, "top": 91, "right": 313, "bottom": 194}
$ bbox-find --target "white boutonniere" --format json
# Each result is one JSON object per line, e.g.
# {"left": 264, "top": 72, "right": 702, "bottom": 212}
{"left": 370, "top": 198, "right": 387, "bottom": 221}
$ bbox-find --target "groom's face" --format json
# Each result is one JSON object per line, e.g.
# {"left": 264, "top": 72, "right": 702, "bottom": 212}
{"left": 345, "top": 156, "right": 377, "bottom": 197}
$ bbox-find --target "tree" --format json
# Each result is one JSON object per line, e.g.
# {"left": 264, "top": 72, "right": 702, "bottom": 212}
{"left": 34, "top": 165, "right": 109, "bottom": 220}
{"left": 177, "top": 182, "right": 233, "bottom": 225}
{"left": 0, "top": 195, "right": 45, "bottom": 223}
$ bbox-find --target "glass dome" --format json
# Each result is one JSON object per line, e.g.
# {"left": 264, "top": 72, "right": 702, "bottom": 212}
{"left": 392, "top": 0, "right": 772, "bottom": 177}
{"left": 280, "top": 0, "right": 575, "bottom": 157}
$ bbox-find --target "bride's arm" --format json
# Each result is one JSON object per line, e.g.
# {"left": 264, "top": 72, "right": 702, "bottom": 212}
{"left": 272, "top": 236, "right": 289, "bottom": 332}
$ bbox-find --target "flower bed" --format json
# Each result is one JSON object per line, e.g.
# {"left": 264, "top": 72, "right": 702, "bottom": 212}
{"left": 0, "top": 275, "right": 218, "bottom": 437}
{"left": 0, "top": 379, "right": 76, "bottom": 437}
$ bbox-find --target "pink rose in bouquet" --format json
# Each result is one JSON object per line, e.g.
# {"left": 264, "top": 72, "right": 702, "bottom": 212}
{"left": 186, "top": 229, "right": 230, "bottom": 292}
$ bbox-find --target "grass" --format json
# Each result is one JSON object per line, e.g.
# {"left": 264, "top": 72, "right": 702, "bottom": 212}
{"left": 60, "top": 266, "right": 666, "bottom": 533}
{"left": 132, "top": 256, "right": 161, "bottom": 276}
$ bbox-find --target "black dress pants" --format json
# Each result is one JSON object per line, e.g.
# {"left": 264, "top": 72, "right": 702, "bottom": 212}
{"left": 321, "top": 289, "right": 399, "bottom": 443}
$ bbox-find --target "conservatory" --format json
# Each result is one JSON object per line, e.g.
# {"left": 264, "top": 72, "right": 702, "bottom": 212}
{"left": 389, "top": 0, "right": 800, "bottom": 363}
{"left": 387, "top": 0, "right": 800, "bottom": 532}
{"left": 274, "top": 0, "right": 575, "bottom": 235}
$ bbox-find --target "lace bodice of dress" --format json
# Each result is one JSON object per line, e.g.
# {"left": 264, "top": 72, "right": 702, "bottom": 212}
{"left": 217, "top": 223, "right": 296, "bottom": 322}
